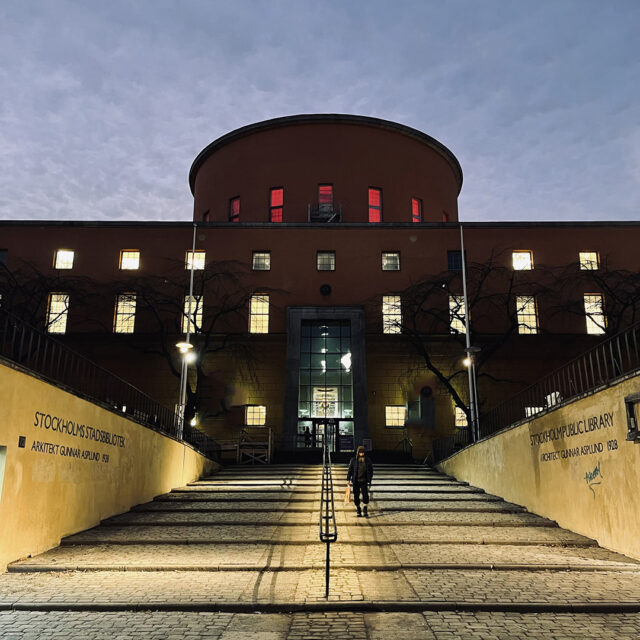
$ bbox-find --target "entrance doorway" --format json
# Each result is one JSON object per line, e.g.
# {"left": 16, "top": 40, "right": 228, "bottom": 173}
{"left": 296, "top": 419, "right": 354, "bottom": 452}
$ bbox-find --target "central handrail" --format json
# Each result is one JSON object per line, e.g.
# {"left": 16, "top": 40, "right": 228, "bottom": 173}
{"left": 318, "top": 428, "right": 337, "bottom": 598}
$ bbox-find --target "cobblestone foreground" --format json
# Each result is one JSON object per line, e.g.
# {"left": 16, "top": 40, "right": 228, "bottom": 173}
{"left": 2, "top": 464, "right": 640, "bottom": 639}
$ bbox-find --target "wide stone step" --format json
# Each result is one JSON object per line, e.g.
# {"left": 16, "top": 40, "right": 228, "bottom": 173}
{"left": 138, "top": 500, "right": 527, "bottom": 513}
{"left": 10, "top": 542, "right": 638, "bottom": 573}
{"left": 2, "top": 568, "right": 640, "bottom": 609}
{"left": 103, "top": 510, "right": 554, "bottom": 528}
{"left": 61, "top": 524, "right": 594, "bottom": 546}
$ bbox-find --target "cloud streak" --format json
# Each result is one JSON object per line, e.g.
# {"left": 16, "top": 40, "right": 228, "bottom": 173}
{"left": 0, "top": 0, "right": 638, "bottom": 222}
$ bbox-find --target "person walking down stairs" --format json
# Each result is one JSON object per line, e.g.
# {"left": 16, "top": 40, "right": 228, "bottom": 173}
{"left": 347, "top": 445, "right": 373, "bottom": 517}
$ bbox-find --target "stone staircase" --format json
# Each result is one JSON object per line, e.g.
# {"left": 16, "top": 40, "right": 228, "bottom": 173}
{"left": 1, "top": 464, "right": 640, "bottom": 639}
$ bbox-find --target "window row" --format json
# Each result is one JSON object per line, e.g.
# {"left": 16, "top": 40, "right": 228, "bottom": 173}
{"left": 52, "top": 249, "right": 207, "bottom": 271}
{"left": 221, "top": 186, "right": 434, "bottom": 223}
{"left": 49, "top": 247, "right": 603, "bottom": 274}
{"left": 45, "top": 290, "right": 607, "bottom": 337}
{"left": 382, "top": 293, "right": 607, "bottom": 336}
{"left": 447, "top": 250, "right": 601, "bottom": 272}
{"left": 44, "top": 292, "right": 272, "bottom": 335}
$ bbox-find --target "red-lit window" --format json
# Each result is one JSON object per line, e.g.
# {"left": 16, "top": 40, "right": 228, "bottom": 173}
{"left": 318, "top": 185, "right": 333, "bottom": 207}
{"left": 368, "top": 188, "right": 382, "bottom": 223}
{"left": 411, "top": 198, "right": 422, "bottom": 223}
{"left": 270, "top": 188, "right": 283, "bottom": 222}
{"left": 229, "top": 197, "right": 240, "bottom": 222}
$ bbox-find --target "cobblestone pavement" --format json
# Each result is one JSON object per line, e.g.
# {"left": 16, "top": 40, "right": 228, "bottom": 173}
{"left": 3, "top": 464, "right": 640, "bottom": 639}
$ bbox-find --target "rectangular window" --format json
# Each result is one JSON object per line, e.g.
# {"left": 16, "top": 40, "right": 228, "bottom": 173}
{"left": 229, "top": 197, "right": 240, "bottom": 222}
{"left": 0, "top": 249, "right": 7, "bottom": 265}
{"left": 584, "top": 294, "right": 606, "bottom": 334}
{"left": 382, "top": 295, "right": 401, "bottom": 334}
{"left": 249, "top": 294, "right": 269, "bottom": 334}
{"left": 385, "top": 405, "right": 407, "bottom": 427}
{"left": 252, "top": 251, "right": 271, "bottom": 271}
{"left": 185, "top": 251, "right": 206, "bottom": 270}
{"left": 54, "top": 249, "right": 74, "bottom": 270}
{"left": 316, "top": 251, "right": 336, "bottom": 271}
{"left": 368, "top": 188, "right": 382, "bottom": 223}
{"left": 525, "top": 406, "right": 544, "bottom": 417}
{"left": 411, "top": 197, "right": 422, "bottom": 223}
{"left": 454, "top": 406, "right": 468, "bottom": 428}
{"left": 516, "top": 296, "right": 539, "bottom": 334}
{"left": 246, "top": 405, "right": 267, "bottom": 426}
{"left": 449, "top": 295, "right": 466, "bottom": 334}
{"left": 270, "top": 188, "right": 283, "bottom": 222}
{"left": 580, "top": 252, "right": 600, "bottom": 270}
{"left": 120, "top": 250, "right": 140, "bottom": 270}
{"left": 114, "top": 293, "right": 136, "bottom": 334}
{"left": 182, "top": 295, "right": 203, "bottom": 334}
{"left": 46, "top": 293, "right": 69, "bottom": 334}
{"left": 382, "top": 252, "right": 400, "bottom": 271}
{"left": 318, "top": 184, "right": 333, "bottom": 207}
{"left": 447, "top": 250, "right": 462, "bottom": 271}
{"left": 512, "top": 250, "right": 533, "bottom": 271}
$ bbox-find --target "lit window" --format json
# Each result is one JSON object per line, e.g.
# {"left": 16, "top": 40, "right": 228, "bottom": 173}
{"left": 246, "top": 405, "right": 266, "bottom": 426}
{"left": 584, "top": 294, "right": 606, "bottom": 335}
{"left": 512, "top": 251, "right": 533, "bottom": 271}
{"left": 252, "top": 251, "right": 271, "bottom": 271}
{"left": 54, "top": 250, "right": 74, "bottom": 270}
{"left": 449, "top": 295, "right": 466, "bottom": 334}
{"left": 580, "top": 252, "right": 599, "bottom": 270}
{"left": 249, "top": 294, "right": 269, "bottom": 334}
{"left": 516, "top": 296, "right": 539, "bottom": 334}
{"left": 229, "top": 197, "right": 240, "bottom": 222}
{"left": 120, "top": 250, "right": 140, "bottom": 270}
{"left": 454, "top": 406, "right": 468, "bottom": 428}
{"left": 525, "top": 406, "right": 544, "bottom": 417}
{"left": 46, "top": 293, "right": 69, "bottom": 334}
{"left": 447, "top": 250, "right": 462, "bottom": 271}
{"left": 368, "top": 188, "right": 382, "bottom": 223}
{"left": 318, "top": 185, "right": 333, "bottom": 208}
{"left": 382, "top": 295, "right": 401, "bottom": 334}
{"left": 182, "top": 295, "right": 203, "bottom": 334}
{"left": 411, "top": 198, "right": 422, "bottom": 223}
{"left": 270, "top": 188, "right": 283, "bottom": 222}
{"left": 114, "top": 294, "right": 136, "bottom": 334}
{"left": 186, "top": 251, "right": 206, "bottom": 270}
{"left": 382, "top": 252, "right": 400, "bottom": 271}
{"left": 317, "top": 251, "right": 336, "bottom": 271}
{"left": 385, "top": 406, "right": 406, "bottom": 427}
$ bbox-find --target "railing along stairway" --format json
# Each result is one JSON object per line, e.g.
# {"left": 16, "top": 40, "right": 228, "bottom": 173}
{"left": 319, "top": 427, "right": 338, "bottom": 598}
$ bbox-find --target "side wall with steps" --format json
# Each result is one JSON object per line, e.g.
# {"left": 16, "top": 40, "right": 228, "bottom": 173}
{"left": 438, "top": 373, "right": 640, "bottom": 560}
{"left": 0, "top": 361, "right": 219, "bottom": 571}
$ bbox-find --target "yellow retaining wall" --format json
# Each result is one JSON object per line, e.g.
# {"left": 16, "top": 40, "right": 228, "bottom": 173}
{"left": 0, "top": 362, "right": 219, "bottom": 572}
{"left": 438, "top": 374, "right": 640, "bottom": 560}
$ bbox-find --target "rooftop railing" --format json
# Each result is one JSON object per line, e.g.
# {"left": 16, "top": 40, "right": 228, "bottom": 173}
{"left": 0, "top": 307, "right": 219, "bottom": 458}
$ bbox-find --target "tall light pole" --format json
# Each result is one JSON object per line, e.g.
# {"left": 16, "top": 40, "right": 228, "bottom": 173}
{"left": 176, "top": 223, "right": 197, "bottom": 440}
{"left": 460, "top": 223, "right": 479, "bottom": 442}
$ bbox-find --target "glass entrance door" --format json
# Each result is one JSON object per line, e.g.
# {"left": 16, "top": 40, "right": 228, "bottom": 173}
{"left": 297, "top": 320, "right": 353, "bottom": 450}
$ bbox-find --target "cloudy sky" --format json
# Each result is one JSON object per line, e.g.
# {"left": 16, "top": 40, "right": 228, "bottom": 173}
{"left": 0, "top": 1, "right": 638, "bottom": 222}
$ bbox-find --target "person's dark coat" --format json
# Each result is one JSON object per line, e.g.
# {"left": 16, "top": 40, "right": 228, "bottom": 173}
{"left": 347, "top": 455, "right": 373, "bottom": 485}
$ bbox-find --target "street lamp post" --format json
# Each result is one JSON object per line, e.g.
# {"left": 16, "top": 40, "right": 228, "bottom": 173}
{"left": 460, "top": 223, "right": 480, "bottom": 442}
{"left": 176, "top": 223, "right": 197, "bottom": 440}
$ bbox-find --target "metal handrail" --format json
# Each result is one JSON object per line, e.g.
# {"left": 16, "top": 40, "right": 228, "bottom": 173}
{"left": 0, "top": 307, "right": 220, "bottom": 458}
{"left": 318, "top": 427, "right": 338, "bottom": 598}
{"left": 481, "top": 321, "right": 640, "bottom": 438}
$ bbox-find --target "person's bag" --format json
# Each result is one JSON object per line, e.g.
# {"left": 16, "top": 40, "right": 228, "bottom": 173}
{"left": 344, "top": 484, "right": 351, "bottom": 504}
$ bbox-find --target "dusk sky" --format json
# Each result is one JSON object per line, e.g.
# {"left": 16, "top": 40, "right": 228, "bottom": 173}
{"left": 1, "top": 1, "right": 638, "bottom": 223}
